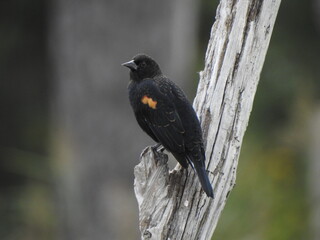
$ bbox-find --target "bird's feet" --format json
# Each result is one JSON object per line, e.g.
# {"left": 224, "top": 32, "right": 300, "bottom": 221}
{"left": 151, "top": 143, "right": 165, "bottom": 153}
{"left": 150, "top": 143, "right": 167, "bottom": 166}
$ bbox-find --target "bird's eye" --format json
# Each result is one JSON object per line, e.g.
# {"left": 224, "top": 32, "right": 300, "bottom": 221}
{"left": 140, "top": 61, "right": 147, "bottom": 68}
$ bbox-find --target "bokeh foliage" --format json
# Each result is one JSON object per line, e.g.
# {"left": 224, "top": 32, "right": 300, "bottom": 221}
{"left": 0, "top": 1, "right": 56, "bottom": 239}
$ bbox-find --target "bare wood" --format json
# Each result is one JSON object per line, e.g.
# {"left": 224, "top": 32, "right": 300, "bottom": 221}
{"left": 134, "top": 0, "right": 281, "bottom": 239}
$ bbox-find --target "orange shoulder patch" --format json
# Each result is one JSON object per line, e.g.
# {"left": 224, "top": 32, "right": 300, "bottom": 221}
{"left": 141, "top": 95, "right": 157, "bottom": 109}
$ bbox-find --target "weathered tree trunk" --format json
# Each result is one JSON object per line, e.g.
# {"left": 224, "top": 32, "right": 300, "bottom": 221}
{"left": 134, "top": 0, "right": 281, "bottom": 239}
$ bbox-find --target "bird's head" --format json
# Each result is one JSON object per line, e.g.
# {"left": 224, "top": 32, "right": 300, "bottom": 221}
{"left": 122, "top": 54, "right": 162, "bottom": 81}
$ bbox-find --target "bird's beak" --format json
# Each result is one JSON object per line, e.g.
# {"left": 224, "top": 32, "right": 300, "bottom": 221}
{"left": 122, "top": 60, "right": 137, "bottom": 71}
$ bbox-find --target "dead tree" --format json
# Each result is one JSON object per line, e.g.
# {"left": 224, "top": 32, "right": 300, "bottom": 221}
{"left": 134, "top": 0, "right": 281, "bottom": 239}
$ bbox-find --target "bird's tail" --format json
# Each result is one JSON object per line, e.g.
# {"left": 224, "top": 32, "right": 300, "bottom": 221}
{"left": 192, "top": 161, "right": 214, "bottom": 198}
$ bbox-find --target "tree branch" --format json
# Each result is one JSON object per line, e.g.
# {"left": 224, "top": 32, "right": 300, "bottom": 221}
{"left": 134, "top": 0, "right": 281, "bottom": 239}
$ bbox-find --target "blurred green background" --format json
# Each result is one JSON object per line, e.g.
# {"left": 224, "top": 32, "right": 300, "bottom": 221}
{"left": 0, "top": 0, "right": 319, "bottom": 239}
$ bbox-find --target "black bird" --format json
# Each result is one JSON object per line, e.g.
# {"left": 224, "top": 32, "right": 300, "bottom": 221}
{"left": 122, "top": 54, "right": 214, "bottom": 198}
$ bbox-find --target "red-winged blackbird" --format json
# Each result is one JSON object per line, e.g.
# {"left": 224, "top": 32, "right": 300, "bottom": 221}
{"left": 122, "top": 54, "right": 214, "bottom": 198}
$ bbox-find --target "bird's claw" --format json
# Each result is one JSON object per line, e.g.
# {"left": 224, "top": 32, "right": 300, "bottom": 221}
{"left": 151, "top": 143, "right": 165, "bottom": 153}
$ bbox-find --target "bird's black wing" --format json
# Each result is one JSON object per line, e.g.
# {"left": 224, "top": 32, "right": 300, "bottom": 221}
{"left": 134, "top": 111, "right": 159, "bottom": 143}
{"left": 135, "top": 79, "right": 186, "bottom": 156}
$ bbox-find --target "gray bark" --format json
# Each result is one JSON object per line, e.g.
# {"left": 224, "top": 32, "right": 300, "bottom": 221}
{"left": 48, "top": 0, "right": 199, "bottom": 240}
{"left": 134, "top": 0, "right": 281, "bottom": 239}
